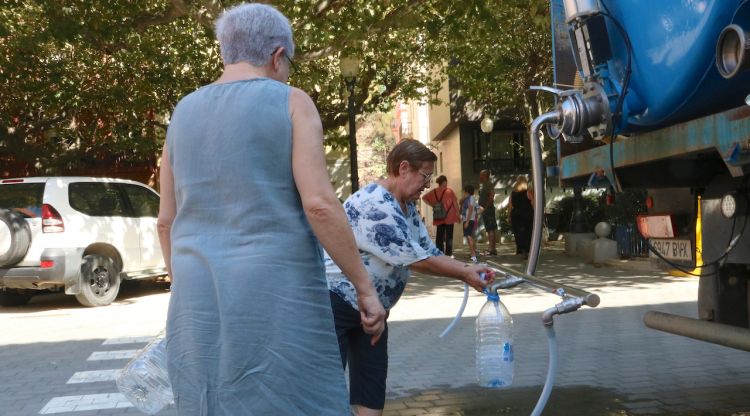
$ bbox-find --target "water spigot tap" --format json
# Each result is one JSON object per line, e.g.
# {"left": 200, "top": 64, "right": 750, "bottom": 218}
{"left": 541, "top": 296, "right": 585, "bottom": 327}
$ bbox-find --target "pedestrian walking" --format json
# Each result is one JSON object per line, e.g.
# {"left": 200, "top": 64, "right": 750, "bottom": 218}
{"left": 157, "top": 4, "right": 385, "bottom": 414}
{"left": 478, "top": 169, "right": 498, "bottom": 256}
{"left": 325, "top": 139, "right": 494, "bottom": 416}
{"left": 461, "top": 183, "right": 482, "bottom": 263}
{"left": 508, "top": 175, "right": 534, "bottom": 258}
{"left": 422, "top": 175, "right": 459, "bottom": 256}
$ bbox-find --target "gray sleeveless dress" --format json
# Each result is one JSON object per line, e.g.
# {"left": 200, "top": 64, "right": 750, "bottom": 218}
{"left": 165, "top": 78, "right": 350, "bottom": 415}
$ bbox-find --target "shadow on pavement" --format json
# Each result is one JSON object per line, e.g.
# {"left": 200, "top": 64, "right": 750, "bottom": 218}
{"left": 385, "top": 384, "right": 750, "bottom": 415}
{"left": 386, "top": 384, "right": 630, "bottom": 415}
{"left": 402, "top": 242, "right": 682, "bottom": 300}
{"left": 0, "top": 279, "right": 170, "bottom": 313}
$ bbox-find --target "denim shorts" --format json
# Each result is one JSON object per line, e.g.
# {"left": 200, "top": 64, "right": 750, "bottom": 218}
{"left": 463, "top": 220, "right": 476, "bottom": 237}
{"left": 329, "top": 291, "right": 389, "bottom": 410}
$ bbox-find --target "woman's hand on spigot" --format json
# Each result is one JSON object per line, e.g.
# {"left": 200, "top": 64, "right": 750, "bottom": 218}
{"left": 461, "top": 264, "right": 495, "bottom": 292}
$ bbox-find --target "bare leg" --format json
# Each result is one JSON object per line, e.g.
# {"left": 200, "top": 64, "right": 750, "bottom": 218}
{"left": 488, "top": 229, "right": 496, "bottom": 252}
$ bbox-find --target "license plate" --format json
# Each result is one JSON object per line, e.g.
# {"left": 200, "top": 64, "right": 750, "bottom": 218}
{"left": 649, "top": 238, "right": 692, "bottom": 261}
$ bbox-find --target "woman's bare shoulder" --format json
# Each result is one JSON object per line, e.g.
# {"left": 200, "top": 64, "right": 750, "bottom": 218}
{"left": 288, "top": 87, "right": 320, "bottom": 124}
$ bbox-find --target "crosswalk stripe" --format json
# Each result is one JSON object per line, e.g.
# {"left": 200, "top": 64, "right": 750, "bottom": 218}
{"left": 102, "top": 336, "right": 153, "bottom": 345}
{"left": 39, "top": 393, "right": 133, "bottom": 414}
{"left": 87, "top": 350, "right": 137, "bottom": 361}
{"left": 66, "top": 369, "right": 121, "bottom": 384}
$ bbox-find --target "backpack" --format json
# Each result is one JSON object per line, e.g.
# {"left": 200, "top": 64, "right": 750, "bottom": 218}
{"left": 432, "top": 189, "right": 448, "bottom": 220}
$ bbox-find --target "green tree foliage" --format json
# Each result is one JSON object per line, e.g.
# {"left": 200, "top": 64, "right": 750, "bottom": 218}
{"left": 0, "top": 0, "right": 552, "bottom": 175}
{"left": 439, "top": 0, "right": 553, "bottom": 123}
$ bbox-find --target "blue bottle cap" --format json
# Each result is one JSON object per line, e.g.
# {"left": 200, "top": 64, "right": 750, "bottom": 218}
{"left": 486, "top": 292, "right": 499, "bottom": 301}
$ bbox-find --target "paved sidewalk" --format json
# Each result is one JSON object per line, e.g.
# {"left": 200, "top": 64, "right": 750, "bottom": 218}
{"left": 3, "top": 241, "right": 747, "bottom": 416}
{"left": 382, "top": 241, "right": 750, "bottom": 415}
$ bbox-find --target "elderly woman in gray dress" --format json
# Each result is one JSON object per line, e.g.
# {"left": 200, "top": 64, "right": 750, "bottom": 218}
{"left": 157, "top": 3, "right": 385, "bottom": 415}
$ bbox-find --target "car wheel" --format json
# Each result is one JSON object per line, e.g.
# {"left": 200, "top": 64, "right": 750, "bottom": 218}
{"left": 0, "top": 208, "right": 32, "bottom": 267}
{"left": 75, "top": 254, "right": 121, "bottom": 307}
{"left": 0, "top": 291, "right": 33, "bottom": 307}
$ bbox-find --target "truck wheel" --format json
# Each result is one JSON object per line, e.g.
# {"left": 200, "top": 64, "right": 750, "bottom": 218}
{"left": 0, "top": 291, "right": 33, "bottom": 307}
{"left": 75, "top": 254, "right": 121, "bottom": 307}
{"left": 0, "top": 209, "right": 31, "bottom": 267}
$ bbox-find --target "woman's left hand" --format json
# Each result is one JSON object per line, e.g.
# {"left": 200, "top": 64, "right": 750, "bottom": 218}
{"left": 461, "top": 264, "right": 495, "bottom": 292}
{"left": 358, "top": 293, "right": 386, "bottom": 345}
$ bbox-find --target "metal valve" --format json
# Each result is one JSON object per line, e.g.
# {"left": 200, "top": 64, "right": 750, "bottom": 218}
{"left": 531, "top": 82, "right": 612, "bottom": 143}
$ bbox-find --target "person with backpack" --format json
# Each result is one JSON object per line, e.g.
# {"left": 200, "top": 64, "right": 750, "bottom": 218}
{"left": 422, "top": 175, "right": 459, "bottom": 256}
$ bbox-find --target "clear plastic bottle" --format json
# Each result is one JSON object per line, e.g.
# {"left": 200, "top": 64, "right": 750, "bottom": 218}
{"left": 116, "top": 333, "right": 174, "bottom": 414}
{"left": 476, "top": 292, "right": 514, "bottom": 388}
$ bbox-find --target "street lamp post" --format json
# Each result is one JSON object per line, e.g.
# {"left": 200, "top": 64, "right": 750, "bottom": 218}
{"left": 480, "top": 116, "right": 494, "bottom": 169}
{"left": 340, "top": 56, "right": 362, "bottom": 193}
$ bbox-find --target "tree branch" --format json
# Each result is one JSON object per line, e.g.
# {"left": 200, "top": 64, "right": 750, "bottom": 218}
{"left": 133, "top": 0, "right": 189, "bottom": 32}
{"left": 312, "top": 0, "right": 349, "bottom": 17}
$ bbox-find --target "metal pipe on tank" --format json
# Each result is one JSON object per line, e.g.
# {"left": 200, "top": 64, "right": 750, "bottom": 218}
{"left": 563, "top": 0, "right": 601, "bottom": 22}
{"left": 486, "top": 261, "right": 601, "bottom": 308}
{"left": 527, "top": 111, "right": 561, "bottom": 276}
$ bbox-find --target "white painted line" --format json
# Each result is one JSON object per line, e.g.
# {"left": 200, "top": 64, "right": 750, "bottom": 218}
{"left": 67, "top": 369, "right": 121, "bottom": 384}
{"left": 39, "top": 393, "right": 133, "bottom": 414}
{"left": 87, "top": 350, "right": 137, "bottom": 361}
{"left": 102, "top": 336, "right": 154, "bottom": 345}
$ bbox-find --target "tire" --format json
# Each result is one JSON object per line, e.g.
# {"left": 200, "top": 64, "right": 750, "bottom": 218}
{"left": 0, "top": 209, "right": 32, "bottom": 267}
{"left": 0, "top": 291, "right": 33, "bottom": 307}
{"left": 75, "top": 254, "right": 121, "bottom": 307}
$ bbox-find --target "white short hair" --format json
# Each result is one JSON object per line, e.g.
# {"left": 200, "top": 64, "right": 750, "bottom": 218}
{"left": 215, "top": 3, "right": 295, "bottom": 66}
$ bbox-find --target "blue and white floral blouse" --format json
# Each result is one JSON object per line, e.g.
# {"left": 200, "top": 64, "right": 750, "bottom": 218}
{"left": 325, "top": 183, "right": 442, "bottom": 311}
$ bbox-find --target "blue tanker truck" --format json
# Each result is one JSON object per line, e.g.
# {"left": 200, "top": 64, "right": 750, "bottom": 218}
{"left": 527, "top": 0, "right": 750, "bottom": 351}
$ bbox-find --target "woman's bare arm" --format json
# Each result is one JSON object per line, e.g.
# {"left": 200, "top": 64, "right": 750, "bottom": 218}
{"left": 157, "top": 147, "right": 176, "bottom": 279}
{"left": 289, "top": 87, "right": 385, "bottom": 342}
{"left": 410, "top": 256, "right": 493, "bottom": 292}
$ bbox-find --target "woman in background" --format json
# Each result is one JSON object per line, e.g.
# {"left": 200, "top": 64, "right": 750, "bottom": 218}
{"left": 422, "top": 175, "right": 460, "bottom": 257}
{"left": 508, "top": 175, "right": 534, "bottom": 259}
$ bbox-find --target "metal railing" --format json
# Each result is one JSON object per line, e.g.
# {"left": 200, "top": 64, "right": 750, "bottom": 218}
{"left": 614, "top": 224, "right": 649, "bottom": 258}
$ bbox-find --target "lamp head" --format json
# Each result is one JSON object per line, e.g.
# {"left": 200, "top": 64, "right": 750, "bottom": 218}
{"left": 340, "top": 56, "right": 361, "bottom": 79}
{"left": 480, "top": 116, "right": 494, "bottom": 134}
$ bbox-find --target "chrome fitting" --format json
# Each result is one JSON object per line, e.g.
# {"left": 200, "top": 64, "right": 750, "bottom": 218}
{"left": 542, "top": 296, "right": 585, "bottom": 327}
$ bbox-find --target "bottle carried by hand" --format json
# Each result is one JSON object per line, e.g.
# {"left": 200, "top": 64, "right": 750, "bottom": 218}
{"left": 476, "top": 292, "right": 514, "bottom": 388}
{"left": 116, "top": 333, "right": 174, "bottom": 414}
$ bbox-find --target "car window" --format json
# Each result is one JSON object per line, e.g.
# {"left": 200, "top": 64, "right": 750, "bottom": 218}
{"left": 122, "top": 184, "right": 159, "bottom": 218}
{"left": 69, "top": 182, "right": 128, "bottom": 217}
{"left": 0, "top": 183, "right": 45, "bottom": 218}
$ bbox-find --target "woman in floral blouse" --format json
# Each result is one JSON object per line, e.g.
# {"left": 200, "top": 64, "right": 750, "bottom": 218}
{"left": 324, "top": 139, "right": 494, "bottom": 416}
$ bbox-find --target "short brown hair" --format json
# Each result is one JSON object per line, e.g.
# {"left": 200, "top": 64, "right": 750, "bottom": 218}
{"left": 386, "top": 139, "right": 437, "bottom": 177}
{"left": 436, "top": 175, "right": 447, "bottom": 185}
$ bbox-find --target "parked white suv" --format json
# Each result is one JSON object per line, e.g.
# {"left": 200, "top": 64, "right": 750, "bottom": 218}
{"left": 0, "top": 177, "right": 167, "bottom": 307}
